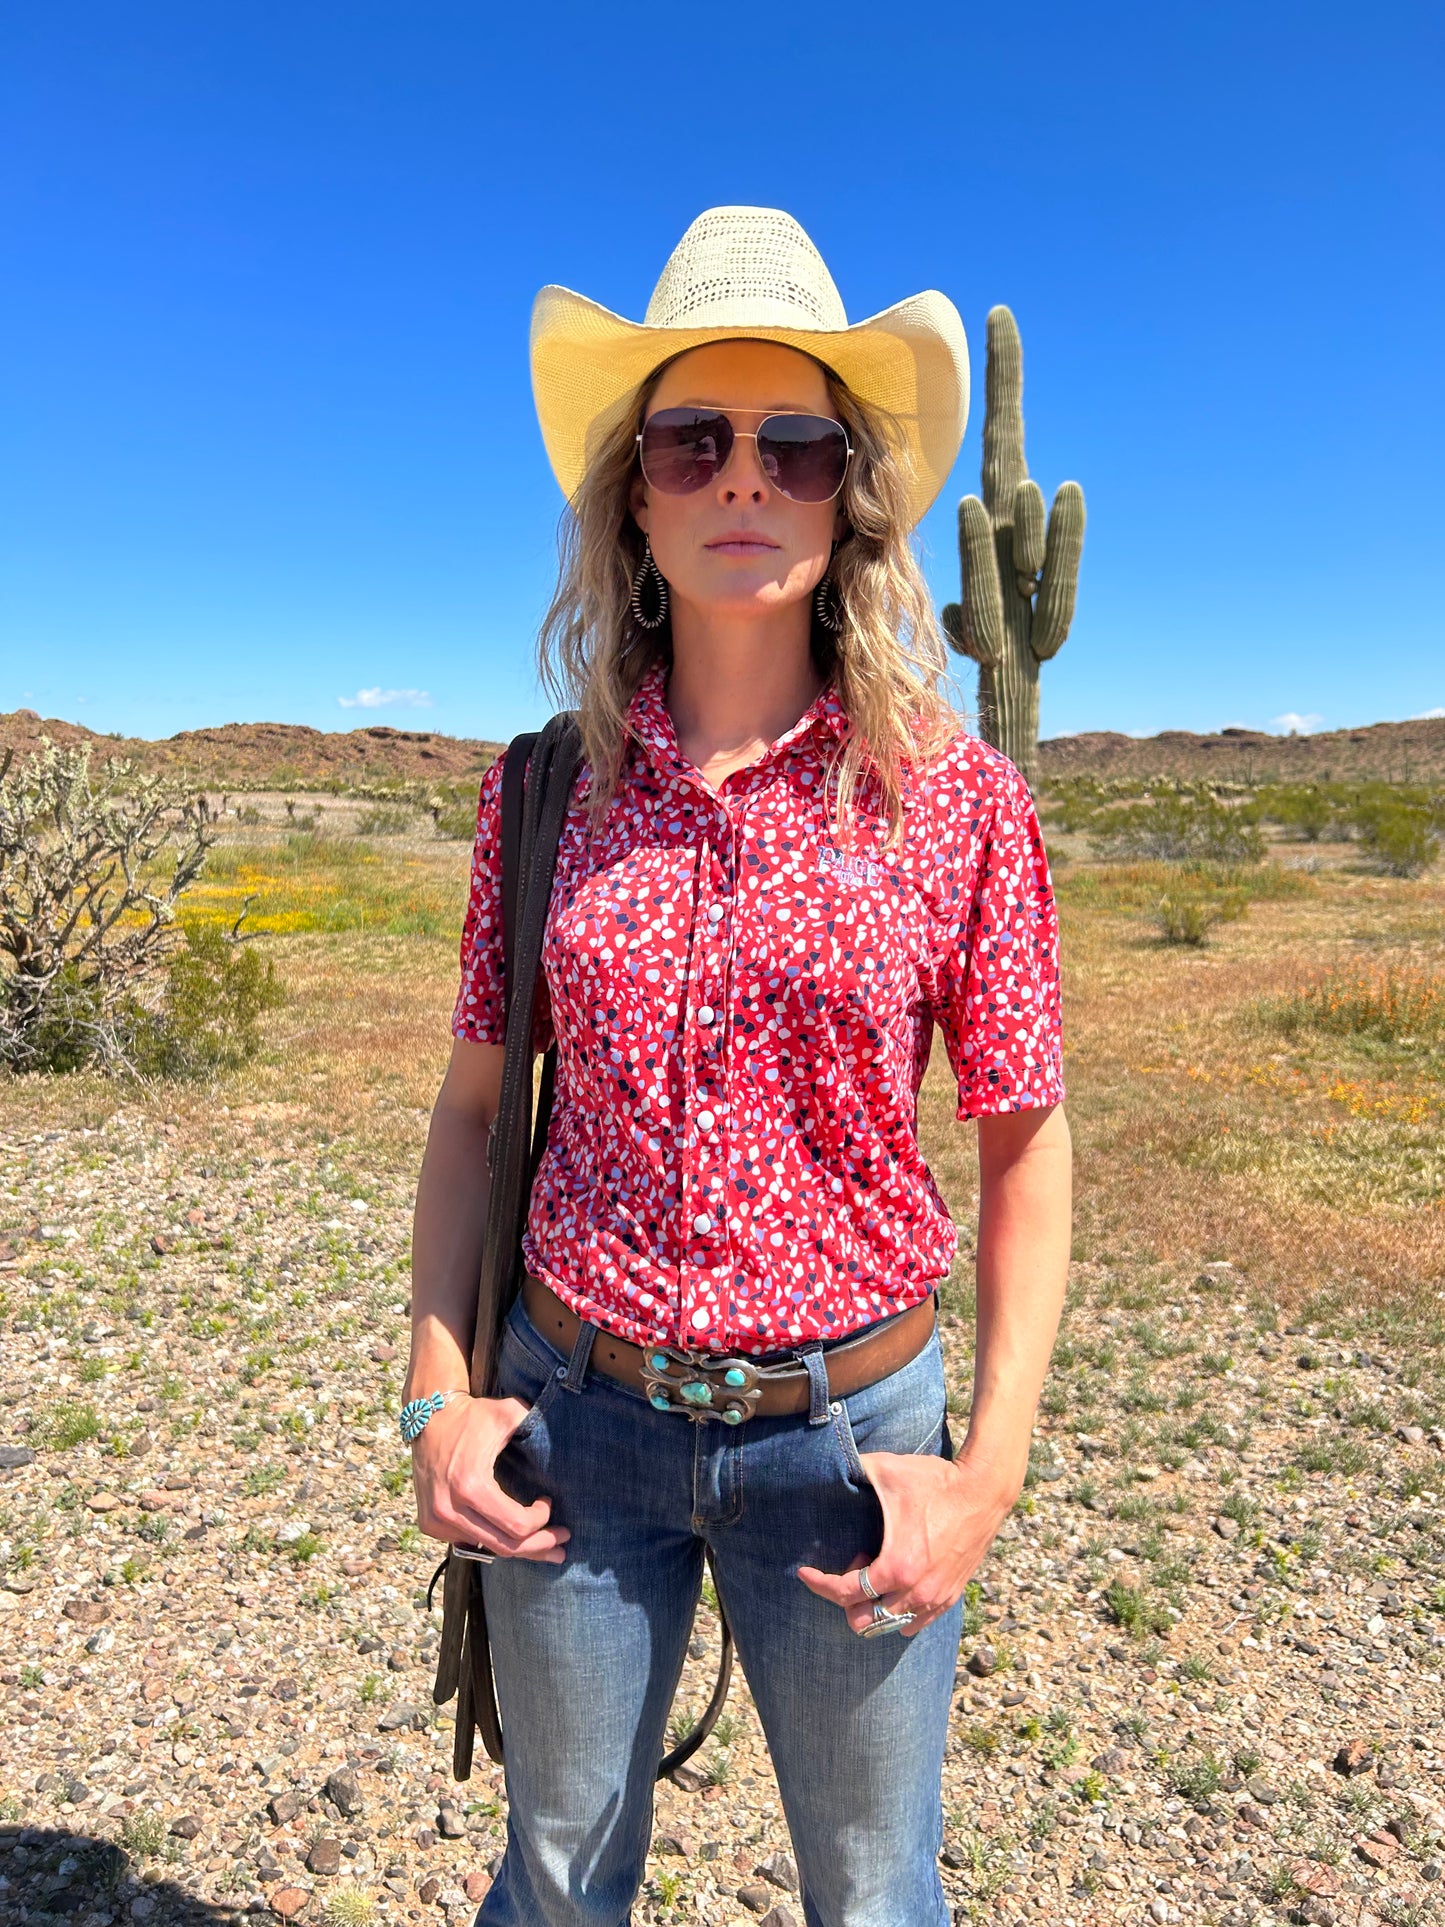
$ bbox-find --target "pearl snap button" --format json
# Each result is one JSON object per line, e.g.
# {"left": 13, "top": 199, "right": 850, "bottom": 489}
{"left": 697, "top": 1109, "right": 716, "bottom": 1131}
{"left": 706, "top": 903, "right": 725, "bottom": 922}
{"left": 691, "top": 1212, "right": 712, "bottom": 1235}
{"left": 696, "top": 1005, "right": 715, "bottom": 1025}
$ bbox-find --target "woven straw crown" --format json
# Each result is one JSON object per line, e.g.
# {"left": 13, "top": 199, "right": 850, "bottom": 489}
{"left": 643, "top": 206, "right": 848, "bottom": 331}
{"left": 530, "top": 205, "right": 969, "bottom": 529}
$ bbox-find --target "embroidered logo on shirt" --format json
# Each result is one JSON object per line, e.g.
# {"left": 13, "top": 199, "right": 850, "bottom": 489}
{"left": 819, "top": 843, "right": 881, "bottom": 886}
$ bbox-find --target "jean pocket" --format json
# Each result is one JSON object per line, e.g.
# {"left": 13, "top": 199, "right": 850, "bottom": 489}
{"left": 495, "top": 1316, "right": 566, "bottom": 1446}
{"left": 830, "top": 1329, "right": 947, "bottom": 1486}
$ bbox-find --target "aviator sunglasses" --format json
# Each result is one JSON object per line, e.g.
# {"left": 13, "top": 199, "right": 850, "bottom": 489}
{"left": 637, "top": 405, "right": 854, "bottom": 504}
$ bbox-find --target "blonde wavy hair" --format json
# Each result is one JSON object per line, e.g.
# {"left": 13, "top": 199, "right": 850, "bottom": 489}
{"left": 536, "top": 349, "right": 964, "bottom": 853}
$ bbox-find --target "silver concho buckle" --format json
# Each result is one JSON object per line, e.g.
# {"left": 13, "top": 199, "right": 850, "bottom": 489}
{"left": 640, "top": 1346, "right": 762, "bottom": 1426}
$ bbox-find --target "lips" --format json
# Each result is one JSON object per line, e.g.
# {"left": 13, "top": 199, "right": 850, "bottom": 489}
{"left": 704, "top": 533, "right": 780, "bottom": 554}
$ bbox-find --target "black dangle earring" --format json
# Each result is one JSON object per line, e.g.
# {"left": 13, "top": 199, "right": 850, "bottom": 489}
{"left": 813, "top": 564, "right": 842, "bottom": 634}
{"left": 630, "top": 537, "right": 669, "bottom": 631}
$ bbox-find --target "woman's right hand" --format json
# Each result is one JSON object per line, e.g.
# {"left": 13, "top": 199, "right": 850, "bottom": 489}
{"left": 410, "top": 1393, "right": 571, "bottom": 1563}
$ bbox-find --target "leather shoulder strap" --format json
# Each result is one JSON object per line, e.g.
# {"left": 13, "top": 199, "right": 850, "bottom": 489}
{"left": 499, "top": 732, "right": 538, "bottom": 1006}
{"left": 472, "top": 711, "right": 583, "bottom": 1398}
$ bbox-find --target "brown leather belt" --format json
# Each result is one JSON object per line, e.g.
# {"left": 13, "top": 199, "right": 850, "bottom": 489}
{"left": 520, "top": 1273, "right": 936, "bottom": 1423}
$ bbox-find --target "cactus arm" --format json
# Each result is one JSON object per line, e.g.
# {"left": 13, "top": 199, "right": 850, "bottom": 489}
{"left": 940, "top": 603, "right": 968, "bottom": 654}
{"left": 980, "top": 306, "right": 1026, "bottom": 526}
{"left": 1012, "top": 480, "right": 1045, "bottom": 584}
{"left": 953, "top": 494, "right": 1005, "bottom": 665}
{"left": 1031, "top": 481, "right": 1085, "bottom": 660}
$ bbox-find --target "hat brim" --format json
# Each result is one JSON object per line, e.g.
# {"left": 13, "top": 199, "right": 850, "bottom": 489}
{"left": 529, "top": 285, "right": 969, "bottom": 530}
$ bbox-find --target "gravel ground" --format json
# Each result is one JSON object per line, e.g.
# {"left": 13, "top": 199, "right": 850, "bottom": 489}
{"left": 2, "top": 1107, "right": 1444, "bottom": 1927}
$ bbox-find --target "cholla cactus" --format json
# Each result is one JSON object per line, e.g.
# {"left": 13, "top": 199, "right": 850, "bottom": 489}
{"left": 942, "top": 305, "right": 1085, "bottom": 789}
{"left": 0, "top": 738, "right": 217, "bottom": 1071}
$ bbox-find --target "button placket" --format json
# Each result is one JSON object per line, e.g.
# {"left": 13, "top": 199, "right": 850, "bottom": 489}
{"left": 676, "top": 797, "right": 735, "bottom": 1341}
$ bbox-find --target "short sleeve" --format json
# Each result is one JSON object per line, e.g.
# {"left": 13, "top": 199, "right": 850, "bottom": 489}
{"left": 926, "top": 757, "right": 1065, "bottom": 1120}
{"left": 450, "top": 750, "right": 554, "bottom": 1054}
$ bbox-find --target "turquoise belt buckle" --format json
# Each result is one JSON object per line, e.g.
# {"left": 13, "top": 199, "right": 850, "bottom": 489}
{"left": 640, "top": 1345, "right": 762, "bottom": 1425}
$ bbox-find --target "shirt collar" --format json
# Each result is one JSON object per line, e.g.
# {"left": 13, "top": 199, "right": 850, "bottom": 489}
{"left": 625, "top": 660, "right": 849, "bottom": 786}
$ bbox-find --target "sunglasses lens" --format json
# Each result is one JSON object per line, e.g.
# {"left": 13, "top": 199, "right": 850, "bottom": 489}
{"left": 757, "top": 415, "right": 850, "bottom": 502}
{"left": 639, "top": 408, "right": 733, "bottom": 494}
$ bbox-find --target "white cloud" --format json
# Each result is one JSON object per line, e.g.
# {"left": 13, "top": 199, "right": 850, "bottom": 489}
{"left": 1410, "top": 705, "right": 1445, "bottom": 720}
{"left": 1269, "top": 712, "right": 1324, "bottom": 734}
{"left": 337, "top": 687, "right": 433, "bottom": 711}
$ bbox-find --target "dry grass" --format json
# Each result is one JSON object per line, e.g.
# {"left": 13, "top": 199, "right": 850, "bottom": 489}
{"left": 1047, "top": 858, "right": 1444, "bottom": 1323}
{"left": 5, "top": 824, "right": 1443, "bottom": 1336}
{"left": 1265, "top": 960, "right": 1445, "bottom": 1043}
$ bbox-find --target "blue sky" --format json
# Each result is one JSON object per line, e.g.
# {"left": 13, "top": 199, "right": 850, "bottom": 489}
{"left": 2, "top": 3, "right": 1441, "bottom": 747}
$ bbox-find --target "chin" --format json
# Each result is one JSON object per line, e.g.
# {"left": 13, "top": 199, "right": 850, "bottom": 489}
{"left": 683, "top": 579, "right": 808, "bottom": 617}
{"left": 709, "top": 597, "right": 804, "bottom": 625}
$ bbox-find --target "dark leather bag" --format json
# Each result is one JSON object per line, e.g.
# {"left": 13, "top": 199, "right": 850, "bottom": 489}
{"left": 428, "top": 711, "right": 734, "bottom": 1782}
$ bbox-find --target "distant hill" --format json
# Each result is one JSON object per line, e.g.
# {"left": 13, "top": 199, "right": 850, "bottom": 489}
{"left": 1036, "top": 715, "right": 1445, "bottom": 784}
{"left": 0, "top": 709, "right": 502, "bottom": 791}
{"left": 2, "top": 705, "right": 1442, "bottom": 791}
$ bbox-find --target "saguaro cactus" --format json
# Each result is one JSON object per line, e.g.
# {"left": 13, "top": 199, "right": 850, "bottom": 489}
{"left": 942, "top": 305, "right": 1085, "bottom": 790}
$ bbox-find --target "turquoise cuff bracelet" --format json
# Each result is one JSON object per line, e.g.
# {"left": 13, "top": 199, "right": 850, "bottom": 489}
{"left": 399, "top": 1389, "right": 467, "bottom": 1445}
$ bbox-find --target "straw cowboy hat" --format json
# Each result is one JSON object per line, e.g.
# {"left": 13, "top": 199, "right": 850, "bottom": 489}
{"left": 530, "top": 205, "right": 969, "bottom": 529}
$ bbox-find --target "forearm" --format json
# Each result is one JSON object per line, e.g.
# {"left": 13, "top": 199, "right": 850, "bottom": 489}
{"left": 405, "top": 1102, "right": 493, "bottom": 1401}
{"left": 956, "top": 1108, "right": 1073, "bottom": 1506}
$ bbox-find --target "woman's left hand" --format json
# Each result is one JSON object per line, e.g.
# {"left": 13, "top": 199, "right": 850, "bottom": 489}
{"left": 797, "top": 1452, "right": 1016, "bottom": 1635}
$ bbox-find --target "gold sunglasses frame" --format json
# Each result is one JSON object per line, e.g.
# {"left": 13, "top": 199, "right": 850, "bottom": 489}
{"left": 636, "top": 404, "right": 854, "bottom": 504}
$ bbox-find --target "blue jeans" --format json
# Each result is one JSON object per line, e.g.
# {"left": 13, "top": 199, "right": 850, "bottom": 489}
{"left": 476, "top": 1290, "right": 962, "bottom": 1927}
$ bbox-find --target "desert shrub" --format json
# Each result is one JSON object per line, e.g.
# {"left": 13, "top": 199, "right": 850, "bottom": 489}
{"left": 130, "top": 919, "right": 286, "bottom": 1076}
{"left": 1039, "top": 775, "right": 1151, "bottom": 834}
{"left": 1088, "top": 788, "right": 1265, "bottom": 864}
{"left": 1094, "top": 790, "right": 1263, "bottom": 867}
{"left": 1151, "top": 890, "right": 1248, "bottom": 946}
{"left": 353, "top": 804, "right": 414, "bottom": 837}
{"left": 0, "top": 738, "right": 216, "bottom": 1073}
{"left": 431, "top": 804, "right": 477, "bottom": 840}
{"left": 1266, "top": 963, "right": 1445, "bottom": 1045}
{"left": 1257, "top": 783, "right": 1339, "bottom": 842}
{"left": 1351, "top": 801, "right": 1439, "bottom": 878}
{"left": 422, "top": 781, "right": 483, "bottom": 841}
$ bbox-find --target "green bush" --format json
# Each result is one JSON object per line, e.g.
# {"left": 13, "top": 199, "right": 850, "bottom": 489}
{"left": 1088, "top": 789, "right": 1265, "bottom": 865}
{"left": 129, "top": 920, "right": 286, "bottom": 1077}
{"left": 432, "top": 804, "right": 479, "bottom": 841}
{"left": 1353, "top": 802, "right": 1439, "bottom": 878}
{"left": 2, "top": 913, "right": 282, "bottom": 1080}
{"left": 19, "top": 962, "right": 110, "bottom": 1075}
{"left": 1257, "top": 783, "right": 1338, "bottom": 842}
{"left": 1152, "top": 890, "right": 1247, "bottom": 946}
{"left": 354, "top": 804, "right": 415, "bottom": 837}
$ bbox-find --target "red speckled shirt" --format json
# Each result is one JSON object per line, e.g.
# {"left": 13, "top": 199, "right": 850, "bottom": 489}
{"left": 452, "top": 661, "right": 1064, "bottom": 1356}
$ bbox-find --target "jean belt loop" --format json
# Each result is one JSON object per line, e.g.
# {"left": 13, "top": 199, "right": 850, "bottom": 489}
{"left": 798, "top": 1341, "right": 831, "bottom": 1426}
{"left": 562, "top": 1318, "right": 597, "bottom": 1394}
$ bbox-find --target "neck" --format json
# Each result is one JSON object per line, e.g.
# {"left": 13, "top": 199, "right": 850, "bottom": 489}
{"left": 664, "top": 600, "right": 826, "bottom": 768}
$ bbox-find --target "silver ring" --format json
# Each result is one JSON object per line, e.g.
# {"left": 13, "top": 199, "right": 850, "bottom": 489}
{"left": 859, "top": 1600, "right": 917, "bottom": 1639}
{"left": 858, "top": 1566, "right": 881, "bottom": 1601}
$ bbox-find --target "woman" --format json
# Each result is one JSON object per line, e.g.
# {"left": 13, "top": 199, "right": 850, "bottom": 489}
{"left": 406, "top": 207, "right": 1072, "bottom": 1927}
